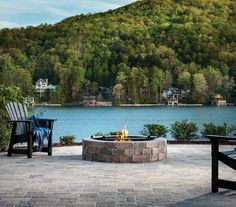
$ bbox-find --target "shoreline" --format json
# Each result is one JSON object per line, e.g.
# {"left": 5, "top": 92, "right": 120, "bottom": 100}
{"left": 119, "top": 103, "right": 204, "bottom": 107}
{"left": 35, "top": 103, "right": 62, "bottom": 107}
{"left": 51, "top": 139, "right": 236, "bottom": 147}
{"left": 34, "top": 103, "right": 235, "bottom": 107}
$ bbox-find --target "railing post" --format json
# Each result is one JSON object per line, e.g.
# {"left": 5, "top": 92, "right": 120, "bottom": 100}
{"left": 7, "top": 122, "right": 16, "bottom": 156}
{"left": 48, "top": 121, "right": 53, "bottom": 156}
{"left": 27, "top": 122, "right": 33, "bottom": 158}
{"left": 211, "top": 138, "right": 219, "bottom": 192}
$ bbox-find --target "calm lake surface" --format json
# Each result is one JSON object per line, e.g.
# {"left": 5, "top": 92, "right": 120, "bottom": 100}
{"left": 34, "top": 106, "right": 236, "bottom": 143}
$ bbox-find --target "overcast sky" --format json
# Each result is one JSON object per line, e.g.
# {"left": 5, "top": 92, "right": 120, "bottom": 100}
{"left": 0, "top": 0, "right": 136, "bottom": 28}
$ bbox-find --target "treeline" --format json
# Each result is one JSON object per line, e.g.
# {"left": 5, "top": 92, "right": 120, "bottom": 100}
{"left": 0, "top": 0, "right": 236, "bottom": 104}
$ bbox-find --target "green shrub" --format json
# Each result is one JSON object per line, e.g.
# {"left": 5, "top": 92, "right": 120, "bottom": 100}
{"left": 110, "top": 131, "right": 122, "bottom": 135}
{"left": 140, "top": 124, "right": 168, "bottom": 137}
{"left": 201, "top": 123, "right": 231, "bottom": 136}
{"left": 34, "top": 107, "right": 46, "bottom": 117}
{"left": 171, "top": 120, "right": 198, "bottom": 141}
{"left": 59, "top": 135, "right": 75, "bottom": 145}
{"left": 0, "top": 85, "right": 23, "bottom": 151}
{"left": 95, "top": 131, "right": 122, "bottom": 136}
{"left": 95, "top": 132, "right": 110, "bottom": 136}
{"left": 0, "top": 125, "right": 11, "bottom": 151}
{"left": 230, "top": 125, "right": 236, "bottom": 134}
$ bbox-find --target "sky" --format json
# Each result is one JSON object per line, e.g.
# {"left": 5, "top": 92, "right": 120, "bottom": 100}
{"left": 0, "top": 0, "right": 136, "bottom": 29}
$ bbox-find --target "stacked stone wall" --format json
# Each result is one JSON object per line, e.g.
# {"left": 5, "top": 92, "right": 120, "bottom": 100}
{"left": 82, "top": 138, "right": 167, "bottom": 163}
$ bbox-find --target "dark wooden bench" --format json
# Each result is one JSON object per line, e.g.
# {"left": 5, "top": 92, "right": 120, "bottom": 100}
{"left": 205, "top": 135, "right": 236, "bottom": 193}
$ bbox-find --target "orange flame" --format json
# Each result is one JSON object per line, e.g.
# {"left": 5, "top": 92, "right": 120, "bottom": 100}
{"left": 117, "top": 125, "right": 128, "bottom": 141}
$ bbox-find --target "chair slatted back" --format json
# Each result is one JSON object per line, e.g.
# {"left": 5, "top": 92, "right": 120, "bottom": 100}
{"left": 6, "top": 102, "right": 28, "bottom": 135}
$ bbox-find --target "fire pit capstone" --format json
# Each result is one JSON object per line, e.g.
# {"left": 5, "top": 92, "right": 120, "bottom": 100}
{"left": 82, "top": 136, "right": 167, "bottom": 163}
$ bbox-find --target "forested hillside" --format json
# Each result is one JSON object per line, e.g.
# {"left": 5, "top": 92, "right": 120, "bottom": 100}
{"left": 0, "top": 0, "right": 236, "bottom": 104}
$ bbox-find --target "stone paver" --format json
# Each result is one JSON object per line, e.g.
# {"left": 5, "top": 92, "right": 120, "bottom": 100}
{"left": 0, "top": 145, "right": 235, "bottom": 206}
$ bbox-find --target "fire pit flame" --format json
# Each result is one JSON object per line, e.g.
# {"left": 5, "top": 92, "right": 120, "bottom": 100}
{"left": 117, "top": 125, "right": 129, "bottom": 141}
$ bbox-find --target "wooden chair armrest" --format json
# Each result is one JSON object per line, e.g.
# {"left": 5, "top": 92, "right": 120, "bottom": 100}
{"left": 205, "top": 135, "right": 236, "bottom": 141}
{"left": 42, "top": 119, "right": 56, "bottom": 130}
{"left": 44, "top": 119, "right": 57, "bottom": 122}
{"left": 7, "top": 120, "right": 33, "bottom": 123}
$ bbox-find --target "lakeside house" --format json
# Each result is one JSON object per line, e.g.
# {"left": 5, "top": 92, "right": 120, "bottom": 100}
{"left": 35, "top": 79, "right": 56, "bottom": 97}
{"left": 211, "top": 94, "right": 227, "bottom": 106}
{"left": 163, "top": 87, "right": 188, "bottom": 106}
{"left": 24, "top": 96, "right": 35, "bottom": 106}
{"left": 83, "top": 96, "right": 96, "bottom": 106}
{"left": 83, "top": 96, "right": 112, "bottom": 106}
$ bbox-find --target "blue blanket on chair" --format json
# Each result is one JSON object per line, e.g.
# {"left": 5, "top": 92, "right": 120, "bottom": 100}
{"left": 31, "top": 115, "right": 51, "bottom": 151}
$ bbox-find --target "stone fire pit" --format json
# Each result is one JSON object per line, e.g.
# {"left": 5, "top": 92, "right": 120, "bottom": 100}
{"left": 82, "top": 136, "right": 167, "bottom": 163}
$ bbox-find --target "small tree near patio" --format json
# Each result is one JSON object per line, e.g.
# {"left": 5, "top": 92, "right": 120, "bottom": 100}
{"left": 171, "top": 120, "right": 198, "bottom": 141}
{"left": 0, "top": 85, "right": 23, "bottom": 151}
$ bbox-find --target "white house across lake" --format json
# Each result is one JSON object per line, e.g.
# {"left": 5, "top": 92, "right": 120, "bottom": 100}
{"left": 35, "top": 79, "right": 56, "bottom": 97}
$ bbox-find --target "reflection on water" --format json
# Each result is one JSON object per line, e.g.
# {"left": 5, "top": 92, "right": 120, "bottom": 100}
{"left": 34, "top": 106, "right": 236, "bottom": 142}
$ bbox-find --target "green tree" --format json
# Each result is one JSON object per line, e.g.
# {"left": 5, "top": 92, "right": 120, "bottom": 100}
{"left": 202, "top": 66, "right": 222, "bottom": 95}
{"left": 116, "top": 66, "right": 129, "bottom": 102}
{"left": 0, "top": 69, "right": 33, "bottom": 96}
{"left": 151, "top": 67, "right": 165, "bottom": 103}
{"left": 59, "top": 61, "right": 85, "bottom": 102}
{"left": 0, "top": 0, "right": 236, "bottom": 104}
{"left": 91, "top": 81, "right": 99, "bottom": 95}
{"left": 164, "top": 71, "right": 173, "bottom": 88}
{"left": 112, "top": 83, "right": 124, "bottom": 104}
{"left": 220, "top": 76, "right": 235, "bottom": 100}
{"left": 128, "top": 67, "right": 140, "bottom": 104}
{"left": 178, "top": 71, "right": 191, "bottom": 90}
{"left": 192, "top": 73, "right": 208, "bottom": 103}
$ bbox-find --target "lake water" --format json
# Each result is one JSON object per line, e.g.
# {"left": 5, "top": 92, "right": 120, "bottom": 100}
{"left": 34, "top": 106, "right": 236, "bottom": 143}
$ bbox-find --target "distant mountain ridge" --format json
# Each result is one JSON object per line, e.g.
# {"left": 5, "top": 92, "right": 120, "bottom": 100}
{"left": 0, "top": 0, "right": 236, "bottom": 104}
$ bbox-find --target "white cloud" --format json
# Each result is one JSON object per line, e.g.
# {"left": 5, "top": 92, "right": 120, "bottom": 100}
{"left": 0, "top": 0, "right": 135, "bottom": 15}
{"left": 0, "top": 20, "right": 20, "bottom": 28}
{"left": 0, "top": 0, "right": 136, "bottom": 28}
{"left": 45, "top": 7, "right": 74, "bottom": 18}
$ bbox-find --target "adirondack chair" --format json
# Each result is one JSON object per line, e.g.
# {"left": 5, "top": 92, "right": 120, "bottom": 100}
{"left": 205, "top": 134, "right": 236, "bottom": 192}
{"left": 6, "top": 102, "right": 55, "bottom": 158}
